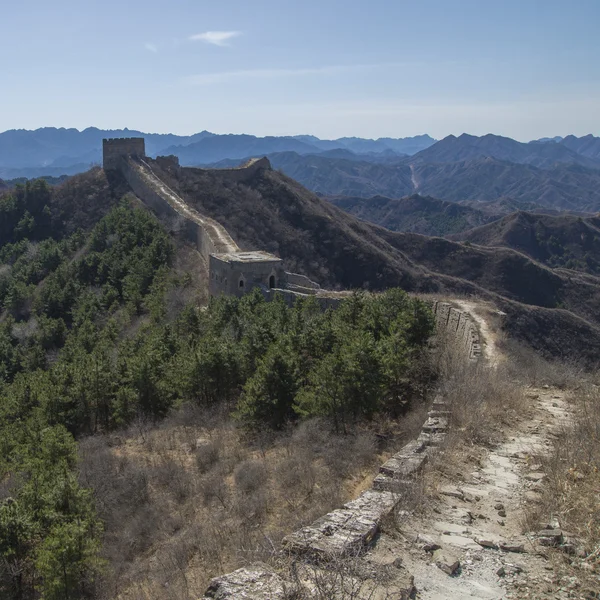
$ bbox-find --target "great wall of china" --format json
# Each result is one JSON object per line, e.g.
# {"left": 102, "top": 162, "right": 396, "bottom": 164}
{"left": 102, "top": 138, "right": 483, "bottom": 598}
{"left": 103, "top": 137, "right": 342, "bottom": 309}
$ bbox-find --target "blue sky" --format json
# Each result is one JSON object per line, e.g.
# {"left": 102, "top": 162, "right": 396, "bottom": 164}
{"left": 1, "top": 0, "right": 598, "bottom": 140}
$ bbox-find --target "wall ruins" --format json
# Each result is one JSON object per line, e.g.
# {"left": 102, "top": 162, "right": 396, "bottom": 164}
{"left": 103, "top": 138, "right": 332, "bottom": 303}
{"left": 202, "top": 303, "right": 482, "bottom": 598}
{"left": 102, "top": 139, "right": 485, "bottom": 597}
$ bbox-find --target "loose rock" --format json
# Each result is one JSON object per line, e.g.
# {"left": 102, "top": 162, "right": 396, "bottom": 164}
{"left": 416, "top": 533, "right": 441, "bottom": 552}
{"left": 500, "top": 541, "right": 526, "bottom": 553}
{"left": 433, "top": 549, "right": 461, "bottom": 576}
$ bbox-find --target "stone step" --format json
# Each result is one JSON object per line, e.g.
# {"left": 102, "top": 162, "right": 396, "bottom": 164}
{"left": 417, "top": 432, "right": 447, "bottom": 447}
{"left": 379, "top": 454, "right": 427, "bottom": 479}
{"left": 428, "top": 409, "right": 451, "bottom": 418}
{"left": 203, "top": 565, "right": 287, "bottom": 599}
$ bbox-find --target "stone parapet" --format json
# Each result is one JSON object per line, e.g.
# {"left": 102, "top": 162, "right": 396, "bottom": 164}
{"left": 201, "top": 300, "right": 484, "bottom": 597}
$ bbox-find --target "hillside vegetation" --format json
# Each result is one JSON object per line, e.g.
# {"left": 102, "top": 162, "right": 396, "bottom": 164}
{"left": 2, "top": 161, "right": 600, "bottom": 598}
{"left": 328, "top": 193, "right": 496, "bottom": 236}
{"left": 0, "top": 176, "right": 436, "bottom": 598}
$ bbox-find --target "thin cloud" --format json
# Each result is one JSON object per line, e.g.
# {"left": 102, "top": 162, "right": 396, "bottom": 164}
{"left": 189, "top": 31, "right": 241, "bottom": 47}
{"left": 185, "top": 63, "right": 391, "bottom": 85}
{"left": 144, "top": 42, "right": 158, "bottom": 53}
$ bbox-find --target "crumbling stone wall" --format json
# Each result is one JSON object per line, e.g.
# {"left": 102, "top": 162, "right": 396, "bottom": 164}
{"left": 185, "top": 156, "right": 272, "bottom": 184}
{"left": 429, "top": 300, "right": 482, "bottom": 360}
{"left": 202, "top": 303, "right": 482, "bottom": 597}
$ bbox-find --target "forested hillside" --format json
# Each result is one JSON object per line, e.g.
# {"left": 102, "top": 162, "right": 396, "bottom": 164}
{"left": 0, "top": 177, "right": 434, "bottom": 598}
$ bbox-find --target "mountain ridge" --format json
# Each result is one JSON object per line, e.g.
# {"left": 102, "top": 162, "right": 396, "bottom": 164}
{"left": 327, "top": 193, "right": 497, "bottom": 236}
{"left": 410, "top": 133, "right": 600, "bottom": 169}
{"left": 454, "top": 211, "right": 600, "bottom": 275}
{"left": 0, "top": 127, "right": 436, "bottom": 179}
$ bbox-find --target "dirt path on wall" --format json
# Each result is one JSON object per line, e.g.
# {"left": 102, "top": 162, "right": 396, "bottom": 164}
{"left": 455, "top": 300, "right": 501, "bottom": 365}
{"left": 135, "top": 159, "right": 239, "bottom": 254}
{"left": 366, "top": 389, "right": 571, "bottom": 599}
{"left": 362, "top": 301, "right": 578, "bottom": 599}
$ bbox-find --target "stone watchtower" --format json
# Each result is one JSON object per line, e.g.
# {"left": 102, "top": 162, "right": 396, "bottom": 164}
{"left": 209, "top": 251, "right": 285, "bottom": 298}
{"left": 102, "top": 137, "right": 146, "bottom": 170}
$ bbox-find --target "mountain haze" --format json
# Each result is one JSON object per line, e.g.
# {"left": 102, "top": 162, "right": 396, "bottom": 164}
{"left": 0, "top": 127, "right": 435, "bottom": 179}
{"left": 560, "top": 134, "right": 600, "bottom": 160}
{"left": 411, "top": 133, "right": 600, "bottom": 169}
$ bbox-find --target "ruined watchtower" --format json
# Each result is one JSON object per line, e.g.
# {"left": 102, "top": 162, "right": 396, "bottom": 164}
{"left": 103, "top": 137, "right": 146, "bottom": 170}
{"left": 209, "top": 251, "right": 285, "bottom": 298}
{"left": 102, "top": 137, "right": 329, "bottom": 305}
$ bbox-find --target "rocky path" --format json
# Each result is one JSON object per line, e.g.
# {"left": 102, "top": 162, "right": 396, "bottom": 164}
{"left": 454, "top": 300, "right": 501, "bottom": 365}
{"left": 200, "top": 303, "right": 588, "bottom": 600}
{"left": 367, "top": 388, "right": 574, "bottom": 599}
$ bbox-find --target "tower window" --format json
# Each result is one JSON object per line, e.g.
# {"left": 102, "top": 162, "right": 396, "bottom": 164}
{"left": 239, "top": 279, "right": 244, "bottom": 289}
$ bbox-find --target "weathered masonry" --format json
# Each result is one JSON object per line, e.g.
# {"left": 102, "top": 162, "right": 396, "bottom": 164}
{"left": 102, "top": 138, "right": 486, "bottom": 599}
{"left": 209, "top": 251, "right": 284, "bottom": 297}
{"left": 102, "top": 138, "right": 337, "bottom": 305}
{"left": 201, "top": 302, "right": 482, "bottom": 598}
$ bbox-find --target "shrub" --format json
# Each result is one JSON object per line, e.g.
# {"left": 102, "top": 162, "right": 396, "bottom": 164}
{"left": 234, "top": 460, "right": 268, "bottom": 495}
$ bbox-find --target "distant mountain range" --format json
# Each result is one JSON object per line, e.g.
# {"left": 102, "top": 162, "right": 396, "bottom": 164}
{"left": 411, "top": 133, "right": 600, "bottom": 169}
{"left": 250, "top": 152, "right": 600, "bottom": 212}
{"left": 0, "top": 127, "right": 435, "bottom": 179}
{"left": 200, "top": 132, "right": 600, "bottom": 211}
{"left": 3, "top": 127, "right": 600, "bottom": 213}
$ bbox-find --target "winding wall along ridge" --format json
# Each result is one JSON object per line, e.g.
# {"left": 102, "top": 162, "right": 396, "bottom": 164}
{"left": 202, "top": 302, "right": 482, "bottom": 599}
{"left": 104, "top": 147, "right": 483, "bottom": 597}
{"left": 121, "top": 157, "right": 240, "bottom": 259}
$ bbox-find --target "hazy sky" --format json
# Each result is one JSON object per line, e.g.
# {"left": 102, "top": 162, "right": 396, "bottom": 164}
{"left": 1, "top": 0, "right": 598, "bottom": 140}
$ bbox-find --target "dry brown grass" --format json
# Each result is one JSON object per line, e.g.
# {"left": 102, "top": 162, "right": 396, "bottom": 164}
{"left": 411, "top": 319, "right": 534, "bottom": 503}
{"left": 523, "top": 380, "right": 600, "bottom": 587}
{"left": 78, "top": 400, "right": 430, "bottom": 600}
{"left": 279, "top": 554, "right": 409, "bottom": 600}
{"left": 416, "top": 320, "right": 599, "bottom": 592}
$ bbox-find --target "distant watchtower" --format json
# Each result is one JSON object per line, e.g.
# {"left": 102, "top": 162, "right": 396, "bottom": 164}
{"left": 102, "top": 138, "right": 146, "bottom": 170}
